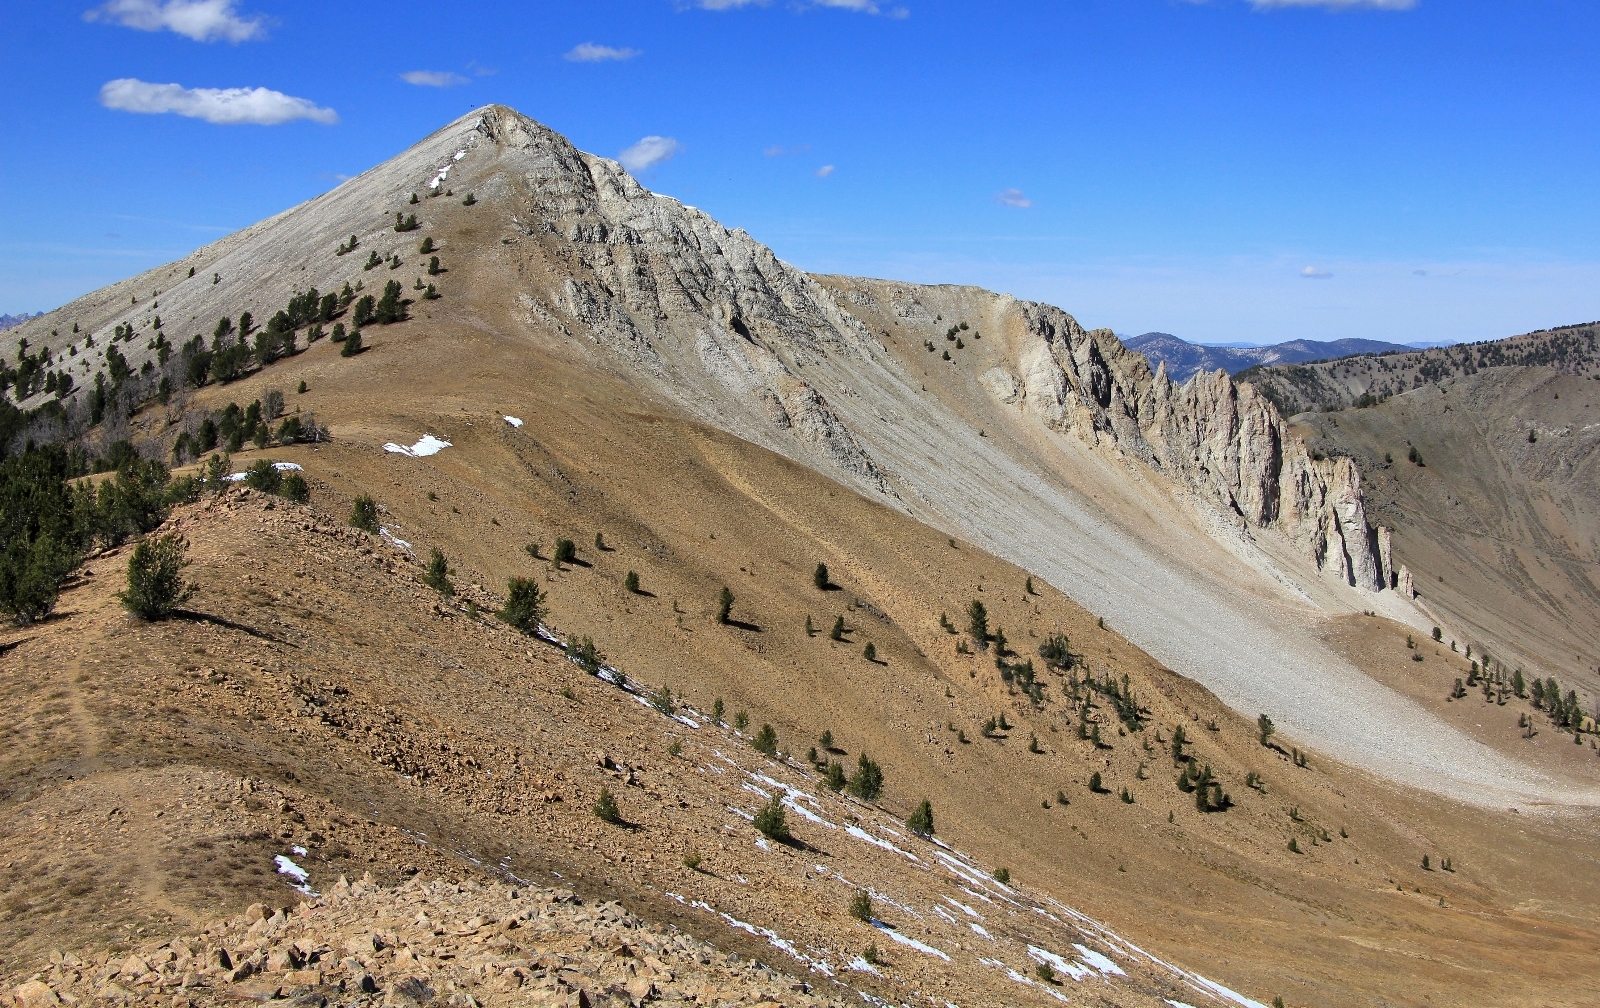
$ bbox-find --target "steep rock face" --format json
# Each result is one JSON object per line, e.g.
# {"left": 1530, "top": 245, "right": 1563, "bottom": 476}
{"left": 477, "top": 105, "right": 1387, "bottom": 589}
{"left": 476, "top": 108, "right": 890, "bottom": 493}
{"left": 833, "top": 283, "right": 1390, "bottom": 591}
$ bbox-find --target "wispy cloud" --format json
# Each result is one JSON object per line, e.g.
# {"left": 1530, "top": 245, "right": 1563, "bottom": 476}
{"left": 618, "top": 136, "right": 683, "bottom": 173}
{"left": 763, "top": 143, "right": 812, "bottom": 156}
{"left": 400, "top": 70, "right": 468, "bottom": 87}
{"left": 84, "top": 0, "right": 266, "bottom": 42}
{"left": 1301, "top": 265, "right": 1333, "bottom": 279}
{"left": 565, "top": 42, "right": 642, "bottom": 62}
{"left": 1249, "top": 0, "right": 1416, "bottom": 9}
{"left": 815, "top": 164, "right": 835, "bottom": 178}
{"left": 99, "top": 78, "right": 338, "bottom": 125}
{"left": 995, "top": 188, "right": 1032, "bottom": 208}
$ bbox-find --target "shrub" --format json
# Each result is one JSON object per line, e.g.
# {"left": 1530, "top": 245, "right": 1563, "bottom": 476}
{"left": 593, "top": 787, "right": 622, "bottom": 825}
{"left": 967, "top": 599, "right": 988, "bottom": 644}
{"left": 848, "top": 890, "right": 873, "bottom": 922}
{"left": 651, "top": 684, "right": 674, "bottom": 714}
{"left": 1036, "top": 964, "right": 1055, "bottom": 984}
{"left": 847, "top": 754, "right": 884, "bottom": 801}
{"left": 712, "top": 698, "right": 724, "bottom": 722}
{"left": 340, "top": 328, "right": 363, "bottom": 356}
{"left": 420, "top": 237, "right": 434, "bottom": 253}
{"left": 753, "top": 797, "right": 790, "bottom": 842}
{"left": 569, "top": 636, "right": 600, "bottom": 674}
{"left": 830, "top": 615, "right": 845, "bottom": 640}
{"left": 813, "top": 562, "right": 829, "bottom": 590}
{"left": 463, "top": 192, "right": 477, "bottom": 205}
{"left": 280, "top": 472, "right": 309, "bottom": 503}
{"left": 1258, "top": 713, "right": 1275, "bottom": 746}
{"left": 682, "top": 852, "right": 701, "bottom": 871}
{"left": 1089, "top": 771, "right": 1105, "bottom": 792}
{"left": 428, "top": 255, "right": 441, "bottom": 276}
{"left": 825, "top": 761, "right": 846, "bottom": 791}
{"left": 625, "top": 570, "right": 640, "bottom": 593}
{"left": 906, "top": 799, "right": 934, "bottom": 836}
{"left": 862, "top": 945, "right": 880, "bottom": 965}
{"left": 753, "top": 723, "right": 778, "bottom": 756}
{"left": 119, "top": 534, "right": 195, "bottom": 620}
{"left": 350, "top": 494, "right": 379, "bottom": 533}
{"left": 424, "top": 548, "right": 455, "bottom": 596}
{"left": 819, "top": 730, "right": 833, "bottom": 749}
{"left": 734, "top": 710, "right": 748, "bottom": 732}
{"left": 261, "top": 387, "right": 285, "bottom": 421}
{"left": 1431, "top": 626, "right": 1442, "bottom": 642}
{"left": 243, "top": 459, "right": 282, "bottom": 493}
{"left": 554, "top": 538, "right": 576, "bottom": 565}
{"left": 863, "top": 642, "right": 876, "bottom": 661}
{"left": 1288, "top": 838, "right": 1301, "bottom": 854}
{"left": 993, "top": 867, "right": 1010, "bottom": 884}
{"left": 277, "top": 416, "right": 303, "bottom": 443}
{"left": 423, "top": 283, "right": 440, "bottom": 300}
{"left": 718, "top": 586, "right": 735, "bottom": 624}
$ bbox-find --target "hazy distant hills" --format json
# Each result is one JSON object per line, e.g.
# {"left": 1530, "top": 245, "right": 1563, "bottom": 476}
{"left": 1126, "top": 331, "right": 1415, "bottom": 383}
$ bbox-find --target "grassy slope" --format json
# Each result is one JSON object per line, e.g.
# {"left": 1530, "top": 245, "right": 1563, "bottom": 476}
{"left": 6, "top": 300, "right": 1600, "bottom": 1006}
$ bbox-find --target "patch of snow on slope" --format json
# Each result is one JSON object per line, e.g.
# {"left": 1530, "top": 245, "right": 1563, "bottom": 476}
{"left": 273, "top": 854, "right": 316, "bottom": 896}
{"left": 1027, "top": 945, "right": 1091, "bottom": 982}
{"left": 871, "top": 922, "right": 949, "bottom": 961}
{"left": 223, "top": 461, "right": 303, "bottom": 481}
{"left": 1073, "top": 943, "right": 1126, "bottom": 976}
{"left": 384, "top": 434, "right": 452, "bottom": 457}
{"left": 1188, "top": 974, "right": 1270, "bottom": 1008}
{"left": 503, "top": 415, "right": 524, "bottom": 427}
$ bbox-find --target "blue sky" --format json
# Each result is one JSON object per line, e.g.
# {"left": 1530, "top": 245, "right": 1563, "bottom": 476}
{"left": 2, "top": 0, "right": 1597, "bottom": 345}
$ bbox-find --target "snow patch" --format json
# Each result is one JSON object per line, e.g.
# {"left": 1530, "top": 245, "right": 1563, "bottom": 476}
{"left": 384, "top": 434, "right": 452, "bottom": 457}
{"left": 503, "top": 415, "right": 524, "bottom": 427}
{"left": 223, "top": 461, "right": 303, "bottom": 481}
{"left": 1073, "top": 943, "right": 1126, "bottom": 976}
{"left": 1027, "top": 945, "right": 1091, "bottom": 982}
{"left": 1188, "top": 974, "right": 1270, "bottom": 1008}
{"left": 871, "top": 922, "right": 949, "bottom": 961}
{"left": 273, "top": 855, "right": 316, "bottom": 896}
{"left": 846, "top": 956, "right": 880, "bottom": 975}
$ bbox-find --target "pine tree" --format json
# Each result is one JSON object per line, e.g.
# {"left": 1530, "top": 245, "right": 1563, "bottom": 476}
{"left": 1258, "top": 713, "right": 1275, "bottom": 746}
{"left": 814, "top": 562, "right": 829, "bottom": 590}
{"left": 967, "top": 599, "right": 988, "bottom": 645}
{"left": 625, "top": 570, "right": 640, "bottom": 593}
{"left": 419, "top": 237, "right": 434, "bottom": 253}
{"left": 281, "top": 472, "right": 309, "bottom": 503}
{"left": 593, "top": 787, "right": 622, "bottom": 825}
{"left": 118, "top": 535, "right": 195, "bottom": 620}
{"left": 425, "top": 548, "right": 455, "bottom": 596}
{"left": 848, "top": 890, "right": 872, "bottom": 922}
{"left": 1089, "top": 771, "right": 1104, "bottom": 792}
{"left": 463, "top": 192, "right": 477, "bottom": 206}
{"left": 906, "top": 799, "right": 934, "bottom": 836}
{"left": 830, "top": 615, "right": 845, "bottom": 640}
{"left": 428, "top": 255, "right": 441, "bottom": 276}
{"left": 352, "top": 295, "right": 375, "bottom": 328}
{"left": 375, "top": 280, "right": 404, "bottom": 324}
{"left": 863, "top": 642, "right": 877, "bottom": 661}
{"left": 753, "top": 724, "right": 778, "bottom": 756}
{"left": 753, "top": 797, "right": 790, "bottom": 841}
{"left": 825, "top": 761, "right": 846, "bottom": 791}
{"left": 712, "top": 698, "right": 724, "bottom": 723}
{"left": 340, "top": 328, "right": 363, "bottom": 357}
{"left": 718, "top": 586, "right": 735, "bottom": 624}
{"left": 499, "top": 577, "right": 547, "bottom": 634}
{"left": 847, "top": 754, "right": 884, "bottom": 800}
{"left": 350, "top": 494, "right": 379, "bottom": 532}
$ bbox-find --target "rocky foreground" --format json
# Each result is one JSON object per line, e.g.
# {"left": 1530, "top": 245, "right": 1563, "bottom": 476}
{"left": 4, "top": 876, "right": 839, "bottom": 1008}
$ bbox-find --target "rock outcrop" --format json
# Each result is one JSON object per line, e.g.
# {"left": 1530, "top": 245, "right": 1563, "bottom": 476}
{"left": 3, "top": 876, "right": 846, "bottom": 1008}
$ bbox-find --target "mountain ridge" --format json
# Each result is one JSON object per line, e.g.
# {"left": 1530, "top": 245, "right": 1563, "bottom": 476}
{"left": 1126, "top": 331, "right": 1417, "bottom": 384}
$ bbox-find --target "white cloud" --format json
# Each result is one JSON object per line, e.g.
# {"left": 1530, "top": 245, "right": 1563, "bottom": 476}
{"left": 1249, "top": 0, "right": 1416, "bottom": 9}
{"left": 618, "top": 136, "right": 683, "bottom": 173}
{"left": 400, "top": 70, "right": 469, "bottom": 87}
{"left": 995, "top": 188, "right": 1032, "bottom": 208}
{"left": 84, "top": 0, "right": 265, "bottom": 42}
{"left": 815, "top": 164, "right": 835, "bottom": 177}
{"left": 99, "top": 78, "right": 338, "bottom": 125}
{"left": 565, "top": 42, "right": 642, "bottom": 62}
{"left": 1301, "top": 265, "right": 1333, "bottom": 279}
{"left": 764, "top": 143, "right": 811, "bottom": 156}
{"left": 690, "top": 0, "right": 766, "bottom": 8}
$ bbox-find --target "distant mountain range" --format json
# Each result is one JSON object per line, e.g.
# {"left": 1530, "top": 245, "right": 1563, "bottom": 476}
{"left": 1124, "top": 332, "right": 1417, "bottom": 383}
{"left": 0, "top": 313, "right": 40, "bottom": 332}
